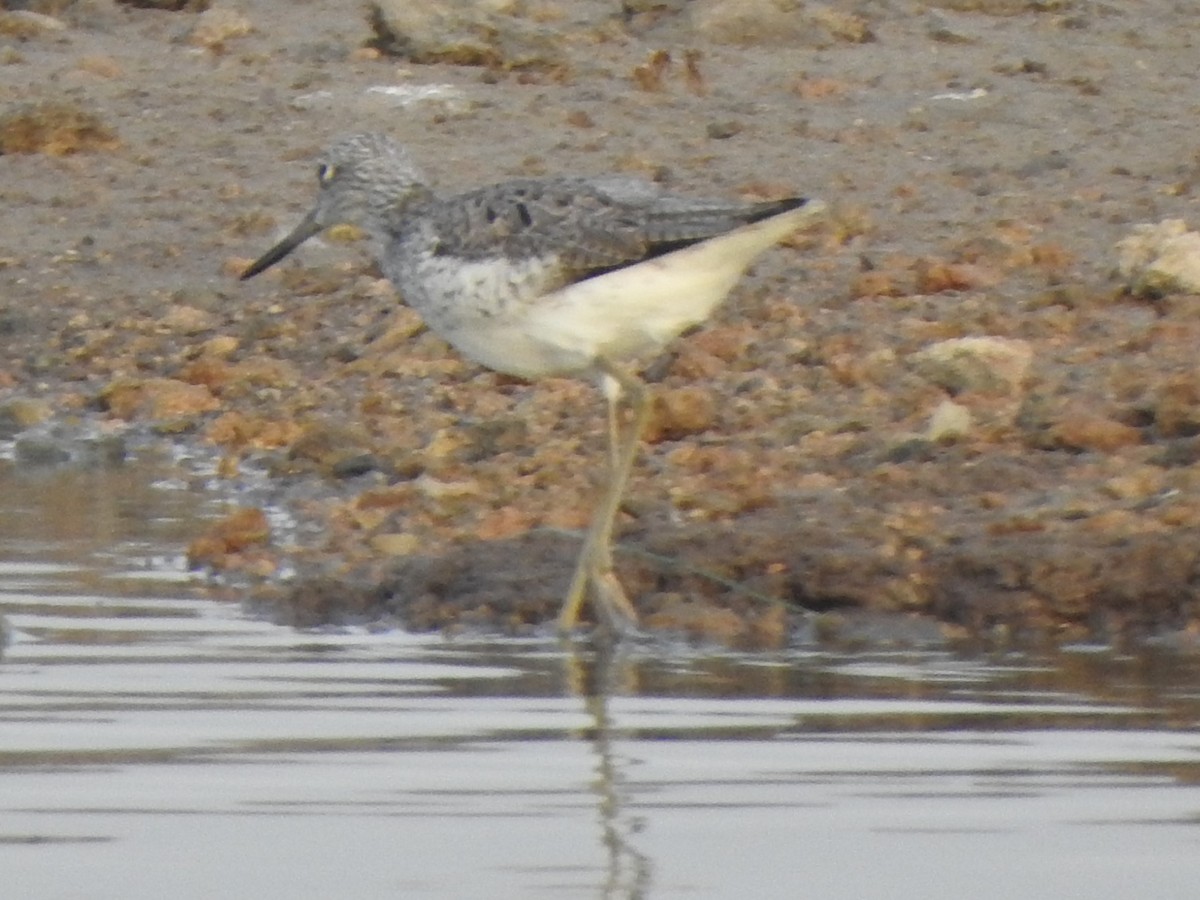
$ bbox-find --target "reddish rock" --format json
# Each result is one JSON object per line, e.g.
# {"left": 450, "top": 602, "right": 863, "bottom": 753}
{"left": 644, "top": 386, "right": 717, "bottom": 443}
{"left": 1154, "top": 373, "right": 1200, "bottom": 438}
{"left": 1051, "top": 411, "right": 1143, "bottom": 453}
{"left": 205, "top": 412, "right": 303, "bottom": 450}
{"left": 914, "top": 259, "right": 1002, "bottom": 293}
{"left": 100, "top": 378, "right": 220, "bottom": 421}
{"left": 187, "top": 507, "right": 272, "bottom": 570}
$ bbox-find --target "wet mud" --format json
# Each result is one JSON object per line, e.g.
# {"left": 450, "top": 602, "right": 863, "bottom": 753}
{"left": 3, "top": 1, "right": 1200, "bottom": 645}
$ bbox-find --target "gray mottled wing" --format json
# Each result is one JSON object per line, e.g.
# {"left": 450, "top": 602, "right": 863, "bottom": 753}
{"left": 421, "top": 178, "right": 800, "bottom": 283}
{"left": 420, "top": 179, "right": 647, "bottom": 276}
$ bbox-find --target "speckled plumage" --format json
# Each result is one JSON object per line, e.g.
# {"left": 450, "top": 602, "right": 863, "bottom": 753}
{"left": 242, "top": 132, "right": 825, "bottom": 633}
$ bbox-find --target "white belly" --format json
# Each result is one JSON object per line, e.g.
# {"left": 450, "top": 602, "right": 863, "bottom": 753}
{"left": 409, "top": 200, "right": 825, "bottom": 380}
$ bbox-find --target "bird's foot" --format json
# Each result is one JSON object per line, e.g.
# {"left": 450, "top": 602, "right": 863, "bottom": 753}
{"left": 589, "top": 567, "right": 640, "bottom": 637}
{"left": 557, "top": 559, "right": 639, "bottom": 637}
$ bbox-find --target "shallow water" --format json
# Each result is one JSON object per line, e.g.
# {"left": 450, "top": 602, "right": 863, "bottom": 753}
{"left": 2, "top": 453, "right": 1200, "bottom": 900}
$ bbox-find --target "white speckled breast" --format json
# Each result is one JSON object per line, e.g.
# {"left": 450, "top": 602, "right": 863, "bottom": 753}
{"left": 383, "top": 237, "right": 585, "bottom": 377}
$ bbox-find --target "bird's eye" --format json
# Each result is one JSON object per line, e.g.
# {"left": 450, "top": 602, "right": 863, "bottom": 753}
{"left": 317, "top": 163, "right": 335, "bottom": 183}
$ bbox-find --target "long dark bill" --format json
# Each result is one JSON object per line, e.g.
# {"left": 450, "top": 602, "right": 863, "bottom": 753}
{"left": 240, "top": 210, "right": 324, "bottom": 280}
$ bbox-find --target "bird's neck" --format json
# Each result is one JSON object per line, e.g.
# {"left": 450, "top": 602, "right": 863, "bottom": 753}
{"left": 367, "top": 183, "right": 436, "bottom": 238}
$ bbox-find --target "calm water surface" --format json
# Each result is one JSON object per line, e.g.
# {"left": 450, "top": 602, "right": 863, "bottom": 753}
{"left": 2, "top": 451, "right": 1200, "bottom": 900}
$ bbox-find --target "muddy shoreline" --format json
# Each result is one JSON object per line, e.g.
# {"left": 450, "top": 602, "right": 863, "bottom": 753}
{"left": 3, "top": 1, "right": 1200, "bottom": 647}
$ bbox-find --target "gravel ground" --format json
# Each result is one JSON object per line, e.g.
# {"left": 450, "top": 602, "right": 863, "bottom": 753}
{"left": 3, "top": 0, "right": 1200, "bottom": 647}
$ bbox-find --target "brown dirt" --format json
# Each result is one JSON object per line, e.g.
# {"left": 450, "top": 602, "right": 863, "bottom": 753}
{"left": 3, "top": 0, "right": 1200, "bottom": 648}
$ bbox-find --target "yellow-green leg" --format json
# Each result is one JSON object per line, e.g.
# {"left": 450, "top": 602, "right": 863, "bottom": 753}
{"left": 558, "top": 360, "right": 649, "bottom": 633}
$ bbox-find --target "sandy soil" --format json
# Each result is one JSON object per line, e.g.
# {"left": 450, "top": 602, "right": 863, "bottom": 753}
{"left": 3, "top": 0, "right": 1200, "bottom": 647}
